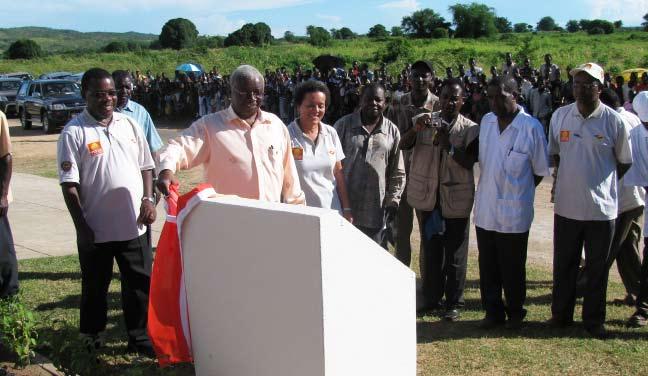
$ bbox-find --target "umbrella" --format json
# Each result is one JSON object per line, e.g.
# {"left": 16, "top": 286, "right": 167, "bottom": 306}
{"left": 620, "top": 68, "right": 648, "bottom": 82}
{"left": 312, "top": 55, "right": 345, "bottom": 73}
{"left": 175, "top": 63, "right": 203, "bottom": 73}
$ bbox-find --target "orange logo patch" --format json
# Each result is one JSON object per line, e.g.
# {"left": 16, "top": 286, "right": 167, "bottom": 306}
{"left": 292, "top": 147, "right": 304, "bottom": 161}
{"left": 87, "top": 141, "right": 103, "bottom": 156}
{"left": 560, "top": 130, "right": 570, "bottom": 142}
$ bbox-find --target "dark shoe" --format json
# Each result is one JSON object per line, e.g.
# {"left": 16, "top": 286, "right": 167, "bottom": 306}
{"left": 613, "top": 294, "right": 636, "bottom": 307}
{"left": 80, "top": 332, "right": 105, "bottom": 352}
{"left": 417, "top": 302, "right": 443, "bottom": 317}
{"left": 127, "top": 341, "right": 156, "bottom": 359}
{"left": 505, "top": 316, "right": 524, "bottom": 330}
{"left": 478, "top": 316, "right": 505, "bottom": 329}
{"left": 627, "top": 313, "right": 648, "bottom": 328}
{"left": 443, "top": 309, "right": 460, "bottom": 322}
{"left": 546, "top": 316, "right": 574, "bottom": 328}
{"left": 585, "top": 324, "right": 608, "bottom": 340}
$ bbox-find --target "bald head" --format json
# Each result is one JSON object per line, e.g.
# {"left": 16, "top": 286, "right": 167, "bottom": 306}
{"left": 230, "top": 65, "right": 265, "bottom": 120}
{"left": 230, "top": 65, "right": 264, "bottom": 89}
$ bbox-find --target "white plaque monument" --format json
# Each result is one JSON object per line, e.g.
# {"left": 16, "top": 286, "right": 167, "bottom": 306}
{"left": 179, "top": 195, "right": 416, "bottom": 376}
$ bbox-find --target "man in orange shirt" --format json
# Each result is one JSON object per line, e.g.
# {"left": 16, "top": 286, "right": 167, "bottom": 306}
{"left": 0, "top": 110, "right": 16, "bottom": 298}
{"left": 157, "top": 65, "right": 305, "bottom": 205}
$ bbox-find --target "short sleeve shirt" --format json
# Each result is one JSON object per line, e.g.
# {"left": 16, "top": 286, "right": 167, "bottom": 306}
{"left": 473, "top": 107, "right": 550, "bottom": 233}
{"left": 623, "top": 125, "right": 648, "bottom": 232}
{"left": 57, "top": 110, "right": 155, "bottom": 243}
{"left": 0, "top": 111, "right": 12, "bottom": 203}
{"left": 549, "top": 102, "right": 633, "bottom": 221}
{"left": 118, "top": 99, "right": 164, "bottom": 153}
{"left": 287, "top": 121, "right": 344, "bottom": 212}
{"left": 616, "top": 108, "right": 644, "bottom": 213}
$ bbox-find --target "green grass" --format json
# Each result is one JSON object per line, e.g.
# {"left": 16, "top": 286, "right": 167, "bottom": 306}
{"left": 17, "top": 252, "right": 648, "bottom": 375}
{"left": 1, "top": 32, "right": 647, "bottom": 78}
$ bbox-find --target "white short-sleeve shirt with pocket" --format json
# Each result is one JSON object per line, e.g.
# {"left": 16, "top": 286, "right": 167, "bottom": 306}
{"left": 57, "top": 110, "right": 155, "bottom": 243}
{"left": 623, "top": 124, "right": 648, "bottom": 232}
{"left": 549, "top": 102, "right": 633, "bottom": 221}
{"left": 474, "top": 107, "right": 550, "bottom": 233}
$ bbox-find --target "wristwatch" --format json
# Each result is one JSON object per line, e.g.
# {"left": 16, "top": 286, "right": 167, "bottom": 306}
{"left": 142, "top": 196, "right": 155, "bottom": 204}
{"left": 448, "top": 145, "right": 455, "bottom": 157}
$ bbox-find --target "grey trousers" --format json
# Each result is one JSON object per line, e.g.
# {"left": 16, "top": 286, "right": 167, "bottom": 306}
{"left": 0, "top": 215, "right": 18, "bottom": 298}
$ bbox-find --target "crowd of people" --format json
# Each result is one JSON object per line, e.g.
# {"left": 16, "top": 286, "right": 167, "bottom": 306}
{"left": 1, "top": 52, "right": 648, "bottom": 364}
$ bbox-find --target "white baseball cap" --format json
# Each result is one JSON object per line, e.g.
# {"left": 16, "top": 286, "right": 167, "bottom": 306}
{"left": 570, "top": 62, "right": 605, "bottom": 84}
{"left": 632, "top": 91, "right": 648, "bottom": 122}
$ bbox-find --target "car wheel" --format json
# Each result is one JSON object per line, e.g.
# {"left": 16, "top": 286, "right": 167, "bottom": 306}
{"left": 42, "top": 113, "right": 54, "bottom": 134}
{"left": 20, "top": 109, "right": 32, "bottom": 130}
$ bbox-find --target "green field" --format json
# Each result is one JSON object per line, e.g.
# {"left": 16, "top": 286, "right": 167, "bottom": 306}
{"left": 1, "top": 31, "right": 647, "bottom": 77}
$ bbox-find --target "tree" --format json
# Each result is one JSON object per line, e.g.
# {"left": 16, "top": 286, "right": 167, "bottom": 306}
{"left": 613, "top": 20, "right": 623, "bottom": 29}
{"left": 368, "top": 24, "right": 390, "bottom": 39}
{"left": 284, "top": 31, "right": 296, "bottom": 43}
{"left": 513, "top": 23, "right": 532, "bottom": 33}
{"left": 566, "top": 20, "right": 580, "bottom": 32}
{"left": 5, "top": 39, "right": 42, "bottom": 59}
{"left": 391, "top": 26, "right": 403, "bottom": 37}
{"left": 495, "top": 17, "right": 512, "bottom": 33}
{"left": 537, "top": 16, "right": 559, "bottom": 31}
{"left": 432, "top": 27, "right": 449, "bottom": 39}
{"left": 159, "top": 18, "right": 198, "bottom": 49}
{"left": 337, "top": 27, "right": 356, "bottom": 39}
{"left": 643, "top": 13, "right": 648, "bottom": 31}
{"left": 224, "top": 23, "right": 272, "bottom": 47}
{"left": 307, "top": 26, "right": 331, "bottom": 47}
{"left": 375, "top": 38, "right": 413, "bottom": 64}
{"left": 583, "top": 19, "right": 615, "bottom": 34}
{"left": 103, "top": 41, "right": 129, "bottom": 53}
{"left": 450, "top": 3, "right": 498, "bottom": 38}
{"left": 401, "top": 8, "right": 451, "bottom": 38}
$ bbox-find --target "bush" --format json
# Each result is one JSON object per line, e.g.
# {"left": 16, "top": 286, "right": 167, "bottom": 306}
{"left": 432, "top": 27, "right": 449, "bottom": 39}
{"left": 307, "top": 26, "right": 331, "bottom": 47}
{"left": 376, "top": 38, "right": 414, "bottom": 64}
{"left": 5, "top": 39, "right": 43, "bottom": 59}
{"left": 0, "top": 296, "right": 38, "bottom": 366}
{"left": 587, "top": 27, "right": 605, "bottom": 35}
{"left": 368, "top": 24, "right": 390, "bottom": 39}
{"left": 103, "top": 41, "right": 129, "bottom": 53}
{"left": 224, "top": 23, "right": 272, "bottom": 47}
{"left": 159, "top": 18, "right": 198, "bottom": 50}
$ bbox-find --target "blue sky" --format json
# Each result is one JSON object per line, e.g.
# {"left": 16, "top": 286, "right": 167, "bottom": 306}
{"left": 3, "top": 0, "right": 647, "bottom": 37}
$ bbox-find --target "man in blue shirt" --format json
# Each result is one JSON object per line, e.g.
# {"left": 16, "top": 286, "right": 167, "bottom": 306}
{"left": 112, "top": 70, "right": 164, "bottom": 161}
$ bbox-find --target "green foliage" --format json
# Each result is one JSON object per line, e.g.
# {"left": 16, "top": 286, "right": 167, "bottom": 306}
{"left": 158, "top": 18, "right": 198, "bottom": 50}
{"left": 375, "top": 38, "right": 413, "bottom": 64}
{"left": 102, "top": 41, "right": 145, "bottom": 53}
{"left": 401, "top": 8, "right": 450, "bottom": 38}
{"left": 580, "top": 19, "right": 615, "bottom": 35}
{"left": 307, "top": 25, "right": 331, "bottom": 47}
{"left": 614, "top": 20, "right": 623, "bottom": 29}
{"left": 644, "top": 13, "right": 648, "bottom": 31}
{"left": 5, "top": 39, "right": 43, "bottom": 59}
{"left": 514, "top": 23, "right": 532, "bottom": 33}
{"left": 537, "top": 16, "right": 559, "bottom": 31}
{"left": 432, "top": 27, "right": 449, "bottom": 39}
{"left": 495, "top": 17, "right": 512, "bottom": 33}
{"left": 196, "top": 35, "right": 224, "bottom": 49}
{"left": 566, "top": 20, "right": 580, "bottom": 33}
{"left": 450, "top": 3, "right": 498, "bottom": 38}
{"left": 224, "top": 23, "right": 272, "bottom": 47}
{"left": 0, "top": 295, "right": 38, "bottom": 366}
{"left": 368, "top": 24, "right": 390, "bottom": 39}
{"left": 391, "top": 26, "right": 404, "bottom": 37}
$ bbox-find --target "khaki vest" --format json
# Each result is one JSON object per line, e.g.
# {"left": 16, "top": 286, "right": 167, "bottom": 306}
{"left": 407, "top": 113, "right": 478, "bottom": 218}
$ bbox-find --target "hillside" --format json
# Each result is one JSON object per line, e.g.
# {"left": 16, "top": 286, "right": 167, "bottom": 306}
{"left": 0, "top": 31, "right": 647, "bottom": 77}
{"left": 0, "top": 27, "right": 157, "bottom": 53}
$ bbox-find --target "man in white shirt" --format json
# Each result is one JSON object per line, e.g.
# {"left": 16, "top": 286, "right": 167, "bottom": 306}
{"left": 625, "top": 92, "right": 648, "bottom": 327}
{"left": 548, "top": 63, "right": 633, "bottom": 339}
{"left": 58, "top": 68, "right": 157, "bottom": 356}
{"left": 473, "top": 76, "right": 550, "bottom": 329}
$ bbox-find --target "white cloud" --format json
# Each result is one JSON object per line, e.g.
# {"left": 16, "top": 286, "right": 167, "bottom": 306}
{"left": 194, "top": 14, "right": 247, "bottom": 36}
{"left": 316, "top": 14, "right": 342, "bottom": 24}
{"left": 586, "top": 0, "right": 648, "bottom": 25}
{"left": 378, "top": 0, "right": 420, "bottom": 10}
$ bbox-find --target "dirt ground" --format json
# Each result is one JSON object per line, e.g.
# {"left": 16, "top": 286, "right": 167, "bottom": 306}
{"left": 6, "top": 116, "right": 623, "bottom": 282}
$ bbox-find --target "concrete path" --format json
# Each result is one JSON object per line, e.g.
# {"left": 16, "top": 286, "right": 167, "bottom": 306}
{"left": 11, "top": 173, "right": 164, "bottom": 260}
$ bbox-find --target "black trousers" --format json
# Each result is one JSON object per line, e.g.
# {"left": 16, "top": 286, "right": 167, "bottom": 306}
{"left": 476, "top": 227, "right": 529, "bottom": 321}
{"left": 636, "top": 238, "right": 648, "bottom": 317}
{"left": 78, "top": 233, "right": 152, "bottom": 344}
{"left": 395, "top": 190, "right": 416, "bottom": 266}
{"left": 355, "top": 225, "right": 387, "bottom": 250}
{"left": 419, "top": 214, "right": 469, "bottom": 309}
{"left": 0, "top": 215, "right": 18, "bottom": 298}
{"left": 607, "top": 206, "right": 643, "bottom": 297}
{"left": 552, "top": 215, "right": 614, "bottom": 327}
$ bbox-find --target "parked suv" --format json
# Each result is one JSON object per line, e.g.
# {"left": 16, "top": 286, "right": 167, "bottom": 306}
{"left": 16, "top": 79, "right": 85, "bottom": 134}
{"left": 0, "top": 78, "right": 22, "bottom": 116}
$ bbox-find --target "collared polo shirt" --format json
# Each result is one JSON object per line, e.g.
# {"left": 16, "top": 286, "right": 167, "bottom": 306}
{"left": 117, "top": 99, "right": 164, "bottom": 153}
{"left": 616, "top": 107, "right": 644, "bottom": 213}
{"left": 158, "top": 106, "right": 305, "bottom": 204}
{"left": 622, "top": 124, "right": 648, "bottom": 231}
{"left": 549, "top": 102, "right": 633, "bottom": 221}
{"left": 57, "top": 110, "right": 155, "bottom": 243}
{"left": 474, "top": 107, "right": 550, "bottom": 233}
{"left": 334, "top": 111, "right": 405, "bottom": 229}
{"left": 0, "top": 111, "right": 12, "bottom": 203}
{"left": 287, "top": 120, "right": 344, "bottom": 213}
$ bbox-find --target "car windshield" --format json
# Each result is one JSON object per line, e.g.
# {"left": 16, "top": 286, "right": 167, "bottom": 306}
{"left": 42, "top": 83, "right": 80, "bottom": 97}
{"left": 0, "top": 81, "right": 20, "bottom": 91}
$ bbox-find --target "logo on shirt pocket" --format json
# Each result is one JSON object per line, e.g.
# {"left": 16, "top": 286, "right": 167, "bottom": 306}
{"left": 560, "top": 130, "right": 570, "bottom": 142}
{"left": 87, "top": 141, "right": 103, "bottom": 156}
{"left": 292, "top": 146, "right": 303, "bottom": 161}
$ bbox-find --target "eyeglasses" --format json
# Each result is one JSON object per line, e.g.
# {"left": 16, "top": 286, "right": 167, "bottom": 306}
{"left": 232, "top": 87, "right": 264, "bottom": 98}
{"left": 90, "top": 90, "right": 118, "bottom": 98}
{"left": 573, "top": 82, "right": 599, "bottom": 90}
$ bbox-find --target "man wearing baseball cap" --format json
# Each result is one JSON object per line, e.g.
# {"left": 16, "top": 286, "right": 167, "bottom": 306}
{"left": 624, "top": 91, "right": 648, "bottom": 327}
{"left": 548, "top": 62, "right": 633, "bottom": 338}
